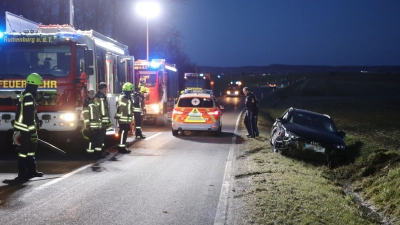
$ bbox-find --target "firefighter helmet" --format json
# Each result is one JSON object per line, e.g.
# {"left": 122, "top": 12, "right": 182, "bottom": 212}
{"left": 26, "top": 73, "right": 43, "bottom": 86}
{"left": 139, "top": 85, "right": 147, "bottom": 93}
{"left": 122, "top": 82, "right": 134, "bottom": 91}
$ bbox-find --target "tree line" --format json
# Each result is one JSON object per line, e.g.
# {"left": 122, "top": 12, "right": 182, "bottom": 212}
{"left": 0, "top": 0, "right": 197, "bottom": 79}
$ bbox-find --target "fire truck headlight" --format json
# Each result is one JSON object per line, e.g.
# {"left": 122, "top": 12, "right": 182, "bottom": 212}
{"left": 227, "top": 91, "right": 231, "bottom": 94}
{"left": 60, "top": 113, "right": 76, "bottom": 122}
{"left": 235, "top": 91, "right": 239, "bottom": 95}
{"left": 151, "top": 104, "right": 160, "bottom": 113}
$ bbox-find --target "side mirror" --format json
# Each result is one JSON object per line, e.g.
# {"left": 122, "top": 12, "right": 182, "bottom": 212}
{"left": 337, "top": 130, "right": 346, "bottom": 139}
{"left": 85, "top": 67, "right": 94, "bottom": 76}
{"left": 84, "top": 50, "right": 94, "bottom": 66}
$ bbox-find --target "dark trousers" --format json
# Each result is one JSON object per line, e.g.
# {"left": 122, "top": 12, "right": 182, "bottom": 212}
{"left": 244, "top": 110, "right": 256, "bottom": 137}
{"left": 134, "top": 112, "right": 143, "bottom": 136}
{"left": 254, "top": 116, "right": 259, "bottom": 136}
{"left": 118, "top": 123, "right": 130, "bottom": 149}
{"left": 98, "top": 127, "right": 106, "bottom": 152}
{"left": 87, "top": 128, "right": 103, "bottom": 153}
{"left": 18, "top": 131, "right": 38, "bottom": 173}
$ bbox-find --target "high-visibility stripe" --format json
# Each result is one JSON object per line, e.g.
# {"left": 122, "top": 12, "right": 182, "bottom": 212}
{"left": 14, "top": 124, "right": 29, "bottom": 132}
{"left": 18, "top": 153, "right": 27, "bottom": 158}
{"left": 24, "top": 101, "right": 33, "bottom": 106}
{"left": 94, "top": 147, "right": 102, "bottom": 152}
{"left": 28, "top": 125, "right": 36, "bottom": 130}
{"left": 120, "top": 130, "right": 125, "bottom": 145}
{"left": 28, "top": 152, "right": 35, "bottom": 156}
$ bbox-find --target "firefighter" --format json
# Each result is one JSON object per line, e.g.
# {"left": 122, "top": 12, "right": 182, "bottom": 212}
{"left": 133, "top": 87, "right": 146, "bottom": 139}
{"left": 115, "top": 82, "right": 134, "bottom": 154}
{"left": 13, "top": 73, "right": 43, "bottom": 179}
{"left": 94, "top": 82, "right": 111, "bottom": 156}
{"left": 82, "top": 89, "right": 104, "bottom": 159}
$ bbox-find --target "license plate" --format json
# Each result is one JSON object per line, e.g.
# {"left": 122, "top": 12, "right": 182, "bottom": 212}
{"left": 305, "top": 144, "right": 325, "bottom": 153}
{"left": 188, "top": 113, "right": 202, "bottom": 117}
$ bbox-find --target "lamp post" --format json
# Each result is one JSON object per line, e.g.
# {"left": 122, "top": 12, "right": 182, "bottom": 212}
{"left": 136, "top": 2, "right": 160, "bottom": 61}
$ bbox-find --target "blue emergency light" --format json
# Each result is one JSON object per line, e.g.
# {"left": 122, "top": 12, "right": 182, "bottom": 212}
{"left": 0, "top": 32, "right": 4, "bottom": 38}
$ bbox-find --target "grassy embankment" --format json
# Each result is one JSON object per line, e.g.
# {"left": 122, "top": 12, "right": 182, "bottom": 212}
{"left": 232, "top": 73, "right": 400, "bottom": 224}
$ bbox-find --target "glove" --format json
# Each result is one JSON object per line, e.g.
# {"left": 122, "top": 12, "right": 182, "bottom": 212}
{"left": 31, "top": 133, "right": 38, "bottom": 143}
{"left": 105, "top": 121, "right": 112, "bottom": 129}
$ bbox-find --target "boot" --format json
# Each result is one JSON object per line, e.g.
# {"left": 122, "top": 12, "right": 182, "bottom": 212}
{"left": 135, "top": 134, "right": 146, "bottom": 139}
{"left": 27, "top": 156, "right": 43, "bottom": 177}
{"left": 118, "top": 147, "right": 131, "bottom": 154}
{"left": 17, "top": 157, "right": 30, "bottom": 179}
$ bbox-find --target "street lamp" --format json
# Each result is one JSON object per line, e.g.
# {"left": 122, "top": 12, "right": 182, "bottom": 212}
{"left": 136, "top": 2, "right": 160, "bottom": 61}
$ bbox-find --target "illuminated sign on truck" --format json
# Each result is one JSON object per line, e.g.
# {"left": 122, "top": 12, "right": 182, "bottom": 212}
{"left": 0, "top": 80, "right": 57, "bottom": 88}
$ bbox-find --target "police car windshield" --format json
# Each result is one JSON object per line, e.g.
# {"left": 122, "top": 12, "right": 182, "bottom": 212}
{"left": 178, "top": 97, "right": 214, "bottom": 108}
{"left": 0, "top": 45, "right": 71, "bottom": 77}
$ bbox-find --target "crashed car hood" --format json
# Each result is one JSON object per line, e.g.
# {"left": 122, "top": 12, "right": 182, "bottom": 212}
{"left": 283, "top": 123, "right": 345, "bottom": 145}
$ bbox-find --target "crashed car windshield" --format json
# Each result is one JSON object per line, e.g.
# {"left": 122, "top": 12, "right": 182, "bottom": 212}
{"left": 289, "top": 111, "right": 337, "bottom": 133}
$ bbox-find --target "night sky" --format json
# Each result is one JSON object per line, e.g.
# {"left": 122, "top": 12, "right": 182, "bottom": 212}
{"left": 170, "top": 0, "right": 400, "bottom": 67}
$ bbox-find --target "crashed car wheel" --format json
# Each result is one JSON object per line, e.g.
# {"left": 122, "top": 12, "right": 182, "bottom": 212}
{"left": 273, "top": 139, "right": 283, "bottom": 154}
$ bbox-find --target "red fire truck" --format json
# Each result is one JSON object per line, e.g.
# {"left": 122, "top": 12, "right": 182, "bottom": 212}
{"left": 134, "top": 59, "right": 179, "bottom": 126}
{"left": 0, "top": 12, "right": 135, "bottom": 152}
{"left": 184, "top": 73, "right": 214, "bottom": 91}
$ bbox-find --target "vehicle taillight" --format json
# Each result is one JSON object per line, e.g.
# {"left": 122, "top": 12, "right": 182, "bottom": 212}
{"left": 207, "top": 110, "right": 219, "bottom": 116}
{"left": 173, "top": 109, "right": 183, "bottom": 115}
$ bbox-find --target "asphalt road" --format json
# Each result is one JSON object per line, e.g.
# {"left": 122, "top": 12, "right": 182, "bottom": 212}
{"left": 0, "top": 95, "right": 248, "bottom": 225}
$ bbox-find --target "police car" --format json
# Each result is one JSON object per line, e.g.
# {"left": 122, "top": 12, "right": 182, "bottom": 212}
{"left": 172, "top": 90, "right": 223, "bottom": 136}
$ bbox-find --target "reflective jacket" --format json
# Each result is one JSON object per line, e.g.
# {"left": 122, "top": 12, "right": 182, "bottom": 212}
{"left": 14, "top": 92, "right": 39, "bottom": 133}
{"left": 116, "top": 92, "right": 134, "bottom": 125}
{"left": 133, "top": 92, "right": 142, "bottom": 113}
{"left": 82, "top": 97, "right": 101, "bottom": 129}
{"left": 94, "top": 92, "right": 110, "bottom": 124}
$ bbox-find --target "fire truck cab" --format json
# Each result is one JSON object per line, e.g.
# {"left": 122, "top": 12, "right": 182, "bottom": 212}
{"left": 134, "top": 59, "right": 179, "bottom": 126}
{"left": 0, "top": 12, "right": 135, "bottom": 152}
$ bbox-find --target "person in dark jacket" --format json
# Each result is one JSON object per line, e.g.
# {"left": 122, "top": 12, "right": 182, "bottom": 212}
{"left": 13, "top": 73, "right": 43, "bottom": 179}
{"left": 242, "top": 87, "right": 259, "bottom": 138}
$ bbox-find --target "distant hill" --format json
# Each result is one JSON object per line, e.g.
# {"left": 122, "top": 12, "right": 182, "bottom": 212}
{"left": 197, "top": 64, "right": 400, "bottom": 75}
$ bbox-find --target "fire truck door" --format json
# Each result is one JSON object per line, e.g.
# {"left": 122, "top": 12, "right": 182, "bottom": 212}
{"left": 116, "top": 56, "right": 135, "bottom": 93}
{"left": 105, "top": 55, "right": 116, "bottom": 93}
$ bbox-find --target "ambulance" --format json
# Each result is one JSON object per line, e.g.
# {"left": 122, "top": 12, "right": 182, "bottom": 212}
{"left": 171, "top": 90, "right": 223, "bottom": 136}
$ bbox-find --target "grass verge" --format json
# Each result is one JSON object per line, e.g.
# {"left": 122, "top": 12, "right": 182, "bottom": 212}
{"left": 233, "top": 73, "right": 400, "bottom": 224}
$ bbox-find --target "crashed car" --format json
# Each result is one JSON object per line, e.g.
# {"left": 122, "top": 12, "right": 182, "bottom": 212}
{"left": 270, "top": 107, "right": 346, "bottom": 168}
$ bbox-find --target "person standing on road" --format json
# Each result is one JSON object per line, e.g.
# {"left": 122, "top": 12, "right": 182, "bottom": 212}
{"left": 243, "top": 87, "right": 258, "bottom": 138}
{"left": 133, "top": 87, "right": 146, "bottom": 139}
{"left": 115, "top": 82, "right": 133, "bottom": 154}
{"left": 94, "top": 82, "right": 111, "bottom": 157}
{"left": 13, "top": 73, "right": 43, "bottom": 179}
{"left": 82, "top": 89, "right": 104, "bottom": 159}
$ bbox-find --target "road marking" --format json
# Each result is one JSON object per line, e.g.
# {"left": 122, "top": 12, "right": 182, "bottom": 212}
{"left": 34, "top": 164, "right": 93, "bottom": 191}
{"left": 214, "top": 109, "right": 244, "bottom": 225}
{"left": 144, "top": 132, "right": 162, "bottom": 140}
{"left": 33, "top": 132, "right": 164, "bottom": 191}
